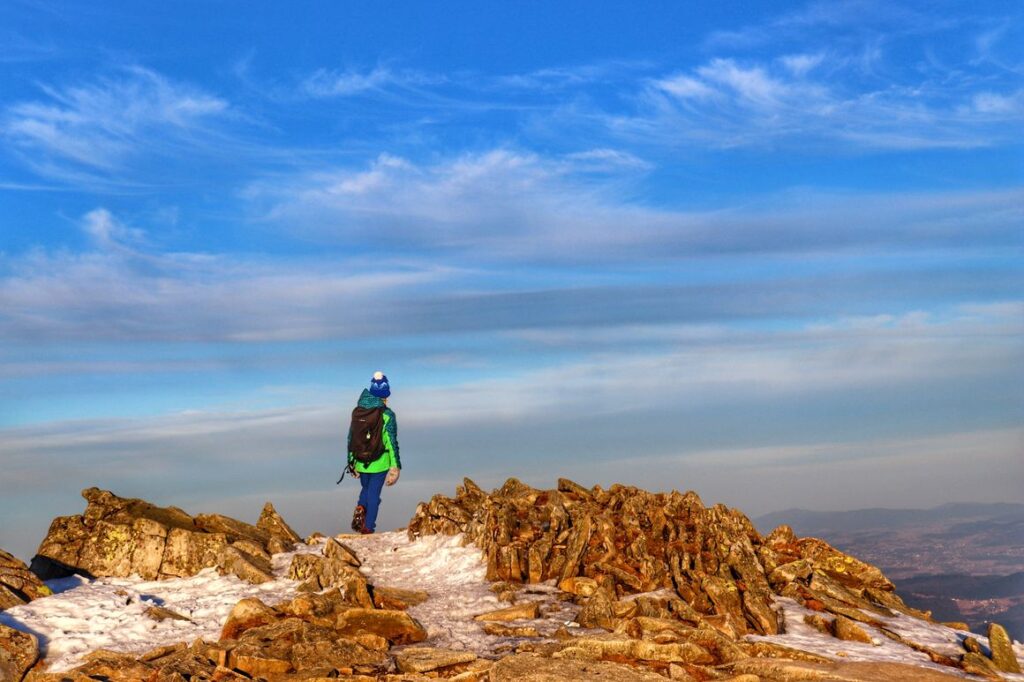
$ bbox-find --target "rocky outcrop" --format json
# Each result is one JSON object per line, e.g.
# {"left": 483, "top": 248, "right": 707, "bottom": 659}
{"left": 408, "top": 478, "right": 1020, "bottom": 680}
{"left": 409, "top": 478, "right": 915, "bottom": 637}
{"left": 29, "top": 487, "right": 298, "bottom": 585}
{"left": 0, "top": 549, "right": 50, "bottom": 610}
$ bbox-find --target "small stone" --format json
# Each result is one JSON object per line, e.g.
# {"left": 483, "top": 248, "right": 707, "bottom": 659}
{"left": 145, "top": 605, "right": 192, "bottom": 622}
{"left": 833, "top": 615, "right": 873, "bottom": 643}
{"left": 557, "top": 576, "right": 599, "bottom": 597}
{"left": 962, "top": 636, "right": 982, "bottom": 654}
{"left": 803, "top": 614, "right": 832, "bottom": 634}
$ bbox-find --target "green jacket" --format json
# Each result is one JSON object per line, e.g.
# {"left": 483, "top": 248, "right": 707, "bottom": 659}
{"left": 347, "top": 389, "right": 401, "bottom": 474}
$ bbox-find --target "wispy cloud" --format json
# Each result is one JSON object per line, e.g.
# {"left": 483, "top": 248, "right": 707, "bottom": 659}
{"left": 625, "top": 52, "right": 1024, "bottom": 150}
{"left": 300, "top": 66, "right": 442, "bottom": 98}
{"left": 249, "top": 149, "right": 1024, "bottom": 259}
{"left": 3, "top": 67, "right": 229, "bottom": 185}
{"left": 0, "top": 208, "right": 453, "bottom": 343}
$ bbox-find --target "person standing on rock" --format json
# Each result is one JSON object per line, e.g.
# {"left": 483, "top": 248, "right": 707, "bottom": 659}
{"left": 346, "top": 371, "right": 401, "bottom": 534}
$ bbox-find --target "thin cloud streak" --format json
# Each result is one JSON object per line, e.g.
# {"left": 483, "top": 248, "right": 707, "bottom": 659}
{"left": 3, "top": 67, "right": 228, "bottom": 184}
{"left": 250, "top": 150, "right": 1024, "bottom": 260}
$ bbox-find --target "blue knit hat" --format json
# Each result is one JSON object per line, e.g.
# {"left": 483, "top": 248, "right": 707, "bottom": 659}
{"left": 369, "top": 371, "right": 391, "bottom": 398}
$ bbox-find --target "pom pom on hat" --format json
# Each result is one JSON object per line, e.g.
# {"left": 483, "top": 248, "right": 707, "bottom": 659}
{"left": 369, "top": 371, "right": 391, "bottom": 398}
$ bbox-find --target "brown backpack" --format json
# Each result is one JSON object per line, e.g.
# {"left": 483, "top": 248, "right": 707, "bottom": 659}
{"left": 350, "top": 406, "right": 386, "bottom": 465}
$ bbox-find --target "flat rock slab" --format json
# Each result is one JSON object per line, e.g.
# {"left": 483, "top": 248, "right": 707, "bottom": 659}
{"left": 394, "top": 646, "right": 477, "bottom": 673}
{"left": 730, "top": 658, "right": 967, "bottom": 681}
{"left": 490, "top": 653, "right": 668, "bottom": 681}
{"left": 473, "top": 602, "right": 539, "bottom": 622}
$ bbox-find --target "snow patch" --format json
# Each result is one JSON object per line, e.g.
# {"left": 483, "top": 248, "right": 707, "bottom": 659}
{"left": 0, "top": 544, "right": 318, "bottom": 672}
{"left": 341, "top": 531, "right": 580, "bottom": 656}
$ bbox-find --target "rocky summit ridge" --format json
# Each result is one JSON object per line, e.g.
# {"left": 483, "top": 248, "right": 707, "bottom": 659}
{"left": 1, "top": 480, "right": 1022, "bottom": 682}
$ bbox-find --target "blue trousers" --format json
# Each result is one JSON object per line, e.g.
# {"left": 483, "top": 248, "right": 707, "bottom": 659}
{"left": 357, "top": 471, "right": 388, "bottom": 532}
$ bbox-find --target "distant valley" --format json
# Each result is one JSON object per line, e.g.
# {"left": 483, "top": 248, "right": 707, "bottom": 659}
{"left": 756, "top": 503, "right": 1024, "bottom": 640}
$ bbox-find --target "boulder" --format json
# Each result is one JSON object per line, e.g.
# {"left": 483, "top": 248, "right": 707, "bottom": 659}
{"left": 482, "top": 622, "right": 541, "bottom": 637}
{"left": 372, "top": 585, "right": 430, "bottom": 610}
{"left": 220, "top": 596, "right": 279, "bottom": 639}
{"left": 394, "top": 647, "right": 477, "bottom": 673}
{"left": 335, "top": 608, "right": 429, "bottom": 644}
{"left": 986, "top": 622, "right": 1021, "bottom": 673}
{"left": 289, "top": 550, "right": 374, "bottom": 607}
{"left": 0, "top": 624, "right": 38, "bottom": 682}
{"left": 0, "top": 549, "right": 50, "bottom": 610}
{"left": 30, "top": 488, "right": 301, "bottom": 584}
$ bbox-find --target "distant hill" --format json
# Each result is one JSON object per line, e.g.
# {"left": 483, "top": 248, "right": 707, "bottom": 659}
{"left": 754, "top": 502, "right": 1024, "bottom": 537}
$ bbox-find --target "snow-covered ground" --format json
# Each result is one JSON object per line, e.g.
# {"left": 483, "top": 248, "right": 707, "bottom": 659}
{"left": 0, "top": 544, "right": 319, "bottom": 672}
{"left": 342, "top": 530, "right": 581, "bottom": 656}
{"left": 749, "top": 596, "right": 1024, "bottom": 680}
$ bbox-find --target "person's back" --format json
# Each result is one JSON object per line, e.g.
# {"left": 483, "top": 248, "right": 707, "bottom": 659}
{"left": 347, "top": 372, "right": 401, "bottom": 534}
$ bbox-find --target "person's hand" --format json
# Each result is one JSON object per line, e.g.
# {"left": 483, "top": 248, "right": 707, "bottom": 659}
{"left": 349, "top": 468, "right": 359, "bottom": 479}
{"left": 385, "top": 467, "right": 400, "bottom": 486}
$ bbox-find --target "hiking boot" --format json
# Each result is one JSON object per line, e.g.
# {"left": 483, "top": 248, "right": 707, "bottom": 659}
{"left": 360, "top": 527, "right": 374, "bottom": 535}
{"left": 351, "top": 505, "right": 366, "bottom": 532}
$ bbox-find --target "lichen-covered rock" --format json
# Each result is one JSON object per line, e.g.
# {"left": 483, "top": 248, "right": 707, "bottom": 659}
{"left": 220, "top": 596, "right": 279, "bottom": 639}
{"left": 0, "top": 623, "right": 38, "bottom": 682}
{"left": 257, "top": 501, "right": 302, "bottom": 548}
{"left": 987, "top": 621, "right": 1022, "bottom": 673}
{"left": 29, "top": 488, "right": 300, "bottom": 585}
{"left": 0, "top": 549, "right": 50, "bottom": 610}
{"left": 289, "top": 548, "right": 374, "bottom": 607}
{"left": 833, "top": 615, "right": 874, "bottom": 643}
{"left": 334, "top": 608, "right": 429, "bottom": 644}
{"left": 394, "top": 647, "right": 477, "bottom": 673}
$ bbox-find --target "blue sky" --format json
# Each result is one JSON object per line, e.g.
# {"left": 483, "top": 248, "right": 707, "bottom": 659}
{"left": 1, "top": 1, "right": 1022, "bottom": 560}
